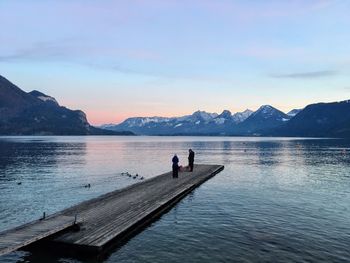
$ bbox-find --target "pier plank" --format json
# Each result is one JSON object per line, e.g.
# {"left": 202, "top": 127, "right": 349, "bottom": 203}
{"left": 53, "top": 164, "right": 224, "bottom": 251}
{"left": 0, "top": 164, "right": 224, "bottom": 256}
{"left": 0, "top": 216, "right": 76, "bottom": 256}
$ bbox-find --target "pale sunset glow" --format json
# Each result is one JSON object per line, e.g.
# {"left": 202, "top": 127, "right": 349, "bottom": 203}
{"left": 1, "top": 0, "right": 350, "bottom": 125}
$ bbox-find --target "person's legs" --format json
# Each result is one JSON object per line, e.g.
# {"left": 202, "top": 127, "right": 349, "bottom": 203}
{"left": 173, "top": 165, "right": 178, "bottom": 178}
{"left": 189, "top": 162, "right": 194, "bottom": 172}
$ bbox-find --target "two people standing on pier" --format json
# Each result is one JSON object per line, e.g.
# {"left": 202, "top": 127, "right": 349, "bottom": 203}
{"left": 172, "top": 149, "right": 195, "bottom": 178}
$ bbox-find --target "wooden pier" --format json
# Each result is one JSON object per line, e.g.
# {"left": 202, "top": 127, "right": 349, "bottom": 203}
{"left": 0, "top": 215, "right": 77, "bottom": 256}
{"left": 0, "top": 164, "right": 224, "bottom": 257}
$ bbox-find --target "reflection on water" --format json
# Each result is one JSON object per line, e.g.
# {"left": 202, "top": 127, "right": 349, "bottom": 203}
{"left": 0, "top": 136, "right": 350, "bottom": 263}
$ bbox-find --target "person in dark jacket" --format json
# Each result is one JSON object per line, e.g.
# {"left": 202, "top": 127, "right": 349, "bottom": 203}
{"left": 172, "top": 154, "right": 179, "bottom": 178}
{"left": 188, "top": 149, "right": 195, "bottom": 172}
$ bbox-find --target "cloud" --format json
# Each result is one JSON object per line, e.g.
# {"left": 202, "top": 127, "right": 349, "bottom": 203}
{"left": 310, "top": 0, "right": 337, "bottom": 10}
{"left": 0, "top": 40, "right": 162, "bottom": 76}
{"left": 0, "top": 41, "right": 79, "bottom": 62}
{"left": 0, "top": 40, "right": 161, "bottom": 62}
{"left": 270, "top": 70, "right": 338, "bottom": 79}
{"left": 237, "top": 46, "right": 307, "bottom": 59}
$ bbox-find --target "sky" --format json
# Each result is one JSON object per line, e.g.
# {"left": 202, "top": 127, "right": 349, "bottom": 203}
{"left": 1, "top": 0, "right": 350, "bottom": 125}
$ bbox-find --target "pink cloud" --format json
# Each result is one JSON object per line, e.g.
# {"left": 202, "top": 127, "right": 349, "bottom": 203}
{"left": 235, "top": 45, "right": 307, "bottom": 59}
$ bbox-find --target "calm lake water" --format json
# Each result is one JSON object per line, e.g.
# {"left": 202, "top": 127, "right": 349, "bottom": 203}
{"left": 0, "top": 136, "right": 349, "bottom": 263}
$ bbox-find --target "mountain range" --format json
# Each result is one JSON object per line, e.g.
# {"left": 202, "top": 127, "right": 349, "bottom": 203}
{"left": 0, "top": 75, "right": 133, "bottom": 135}
{"left": 102, "top": 101, "right": 350, "bottom": 137}
{"left": 2, "top": 74, "right": 350, "bottom": 137}
{"left": 101, "top": 106, "right": 292, "bottom": 135}
{"left": 272, "top": 101, "right": 350, "bottom": 137}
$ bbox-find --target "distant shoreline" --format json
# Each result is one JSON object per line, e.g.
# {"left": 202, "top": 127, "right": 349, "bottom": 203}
{"left": 0, "top": 135, "right": 340, "bottom": 139}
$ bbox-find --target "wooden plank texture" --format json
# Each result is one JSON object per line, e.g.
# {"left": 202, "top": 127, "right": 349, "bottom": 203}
{"left": 53, "top": 164, "right": 224, "bottom": 251}
{"left": 0, "top": 216, "right": 76, "bottom": 256}
{"left": 0, "top": 164, "right": 224, "bottom": 256}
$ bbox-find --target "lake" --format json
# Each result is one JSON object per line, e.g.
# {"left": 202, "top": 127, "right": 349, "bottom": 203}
{"left": 0, "top": 136, "right": 349, "bottom": 263}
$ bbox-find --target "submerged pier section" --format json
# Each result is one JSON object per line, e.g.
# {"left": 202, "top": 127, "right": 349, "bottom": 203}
{"left": 0, "top": 164, "right": 224, "bottom": 256}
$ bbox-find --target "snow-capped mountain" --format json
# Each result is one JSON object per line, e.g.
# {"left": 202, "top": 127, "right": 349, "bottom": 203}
{"left": 103, "top": 107, "right": 283, "bottom": 135}
{"left": 287, "top": 109, "right": 302, "bottom": 117}
{"left": 252, "top": 105, "right": 284, "bottom": 118}
{"left": 233, "top": 105, "right": 291, "bottom": 135}
{"left": 232, "top": 109, "right": 253, "bottom": 123}
{"left": 111, "top": 110, "right": 220, "bottom": 135}
{"left": 29, "top": 90, "right": 59, "bottom": 106}
{"left": 211, "top": 109, "right": 252, "bottom": 125}
{"left": 0, "top": 74, "right": 132, "bottom": 135}
{"left": 102, "top": 101, "right": 350, "bottom": 137}
{"left": 189, "top": 110, "right": 218, "bottom": 122}
{"left": 116, "top": 116, "right": 173, "bottom": 128}
{"left": 213, "top": 110, "right": 233, "bottom": 125}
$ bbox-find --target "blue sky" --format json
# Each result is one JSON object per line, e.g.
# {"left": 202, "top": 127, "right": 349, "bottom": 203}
{"left": 1, "top": 0, "right": 350, "bottom": 124}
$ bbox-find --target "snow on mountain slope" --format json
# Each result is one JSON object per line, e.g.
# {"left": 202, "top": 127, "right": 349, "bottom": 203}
{"left": 29, "top": 90, "right": 59, "bottom": 106}
{"left": 102, "top": 106, "right": 288, "bottom": 135}
{"left": 232, "top": 109, "right": 253, "bottom": 123}
{"left": 287, "top": 109, "right": 302, "bottom": 117}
